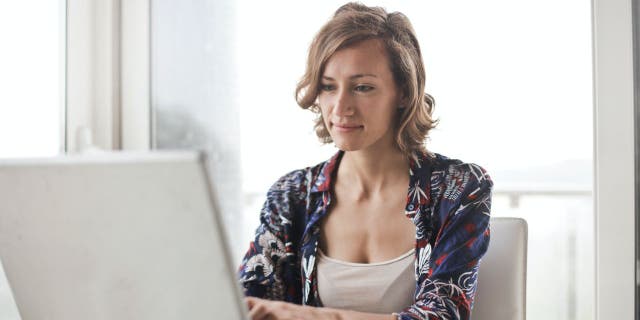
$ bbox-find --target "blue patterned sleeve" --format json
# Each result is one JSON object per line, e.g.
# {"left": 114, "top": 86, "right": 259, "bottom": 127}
{"left": 398, "top": 163, "right": 493, "bottom": 320}
{"left": 237, "top": 170, "right": 306, "bottom": 303}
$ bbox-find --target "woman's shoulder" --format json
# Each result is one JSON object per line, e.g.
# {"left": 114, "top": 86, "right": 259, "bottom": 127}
{"left": 431, "top": 152, "right": 491, "bottom": 176}
{"left": 425, "top": 152, "right": 493, "bottom": 197}
{"left": 266, "top": 154, "right": 336, "bottom": 196}
{"left": 268, "top": 168, "right": 309, "bottom": 194}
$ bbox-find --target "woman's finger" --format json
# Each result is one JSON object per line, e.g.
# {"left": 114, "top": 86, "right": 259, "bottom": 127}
{"left": 247, "top": 298, "right": 270, "bottom": 320}
{"left": 246, "top": 297, "right": 258, "bottom": 309}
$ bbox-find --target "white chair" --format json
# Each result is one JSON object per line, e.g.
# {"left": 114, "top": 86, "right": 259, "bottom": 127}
{"left": 473, "top": 217, "right": 528, "bottom": 320}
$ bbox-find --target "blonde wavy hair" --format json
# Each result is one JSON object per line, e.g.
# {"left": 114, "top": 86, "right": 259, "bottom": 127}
{"left": 295, "top": 2, "right": 437, "bottom": 157}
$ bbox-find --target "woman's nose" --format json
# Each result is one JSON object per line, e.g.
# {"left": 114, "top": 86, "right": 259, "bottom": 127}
{"left": 333, "top": 89, "right": 354, "bottom": 116}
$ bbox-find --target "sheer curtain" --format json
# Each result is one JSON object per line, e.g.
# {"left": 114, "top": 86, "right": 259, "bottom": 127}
{"left": 151, "top": 0, "right": 244, "bottom": 256}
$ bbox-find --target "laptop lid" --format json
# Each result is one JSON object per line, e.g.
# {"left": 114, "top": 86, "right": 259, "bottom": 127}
{"left": 0, "top": 151, "right": 248, "bottom": 319}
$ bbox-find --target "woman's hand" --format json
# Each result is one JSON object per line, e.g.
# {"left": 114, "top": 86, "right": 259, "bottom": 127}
{"left": 245, "top": 297, "right": 397, "bottom": 320}
{"left": 245, "top": 297, "right": 337, "bottom": 320}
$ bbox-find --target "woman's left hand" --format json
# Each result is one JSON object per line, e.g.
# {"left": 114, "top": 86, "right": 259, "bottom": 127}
{"left": 245, "top": 297, "right": 336, "bottom": 320}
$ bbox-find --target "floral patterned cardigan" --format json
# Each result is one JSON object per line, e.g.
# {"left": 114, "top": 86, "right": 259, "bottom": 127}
{"left": 237, "top": 151, "right": 493, "bottom": 320}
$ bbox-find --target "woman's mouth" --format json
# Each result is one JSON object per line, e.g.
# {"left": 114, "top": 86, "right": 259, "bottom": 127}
{"left": 332, "top": 123, "right": 364, "bottom": 132}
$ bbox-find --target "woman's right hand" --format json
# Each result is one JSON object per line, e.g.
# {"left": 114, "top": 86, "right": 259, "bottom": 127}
{"left": 245, "top": 297, "right": 336, "bottom": 320}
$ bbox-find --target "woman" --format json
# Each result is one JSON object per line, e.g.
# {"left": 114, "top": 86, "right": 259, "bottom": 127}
{"left": 238, "top": 3, "right": 492, "bottom": 320}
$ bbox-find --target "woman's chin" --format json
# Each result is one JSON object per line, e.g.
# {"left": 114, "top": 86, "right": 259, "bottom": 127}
{"left": 333, "top": 141, "right": 362, "bottom": 152}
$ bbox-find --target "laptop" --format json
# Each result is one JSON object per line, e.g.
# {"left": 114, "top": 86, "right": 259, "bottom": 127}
{"left": 0, "top": 151, "right": 248, "bottom": 319}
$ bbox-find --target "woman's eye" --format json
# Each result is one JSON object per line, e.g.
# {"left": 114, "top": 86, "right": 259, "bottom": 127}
{"left": 319, "top": 84, "right": 335, "bottom": 91}
{"left": 354, "top": 85, "right": 374, "bottom": 92}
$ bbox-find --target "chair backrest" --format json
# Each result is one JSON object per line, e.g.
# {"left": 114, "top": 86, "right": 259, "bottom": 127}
{"left": 472, "top": 217, "right": 528, "bottom": 320}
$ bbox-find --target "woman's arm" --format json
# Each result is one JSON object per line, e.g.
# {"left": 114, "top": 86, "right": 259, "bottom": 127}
{"left": 246, "top": 297, "right": 395, "bottom": 320}
{"left": 397, "top": 163, "right": 493, "bottom": 320}
{"left": 238, "top": 170, "right": 307, "bottom": 302}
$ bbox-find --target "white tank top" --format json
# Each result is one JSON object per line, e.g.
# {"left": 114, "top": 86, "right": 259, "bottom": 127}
{"left": 316, "top": 248, "right": 416, "bottom": 314}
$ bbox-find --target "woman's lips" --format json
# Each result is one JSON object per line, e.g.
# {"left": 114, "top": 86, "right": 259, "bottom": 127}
{"left": 332, "top": 123, "right": 363, "bottom": 132}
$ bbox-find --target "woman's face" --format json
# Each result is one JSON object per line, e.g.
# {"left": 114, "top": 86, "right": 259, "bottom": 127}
{"left": 318, "top": 39, "right": 402, "bottom": 154}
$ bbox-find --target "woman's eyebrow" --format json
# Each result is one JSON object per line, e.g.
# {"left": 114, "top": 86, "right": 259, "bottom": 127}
{"left": 322, "top": 74, "right": 378, "bottom": 81}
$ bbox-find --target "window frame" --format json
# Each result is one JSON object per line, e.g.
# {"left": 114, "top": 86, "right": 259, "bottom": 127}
{"left": 120, "top": 0, "right": 151, "bottom": 150}
{"left": 66, "top": 0, "right": 150, "bottom": 153}
{"left": 592, "top": 0, "right": 636, "bottom": 318}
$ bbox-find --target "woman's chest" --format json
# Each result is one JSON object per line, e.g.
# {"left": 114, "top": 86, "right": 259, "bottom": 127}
{"left": 318, "top": 197, "right": 416, "bottom": 264}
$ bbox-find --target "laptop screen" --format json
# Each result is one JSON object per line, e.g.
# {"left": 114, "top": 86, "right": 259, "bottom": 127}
{"left": 0, "top": 151, "right": 247, "bottom": 319}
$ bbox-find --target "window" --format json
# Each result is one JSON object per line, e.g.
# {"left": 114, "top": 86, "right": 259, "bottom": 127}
{"left": 0, "top": 1, "right": 66, "bottom": 319}
{"left": 0, "top": 1, "right": 65, "bottom": 158}
{"left": 151, "top": 1, "right": 593, "bottom": 319}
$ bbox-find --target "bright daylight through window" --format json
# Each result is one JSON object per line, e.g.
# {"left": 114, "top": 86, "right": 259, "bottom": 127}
{"left": 0, "top": 1, "right": 65, "bottom": 319}
{"left": 152, "top": 1, "right": 593, "bottom": 319}
{"left": 236, "top": 2, "right": 593, "bottom": 319}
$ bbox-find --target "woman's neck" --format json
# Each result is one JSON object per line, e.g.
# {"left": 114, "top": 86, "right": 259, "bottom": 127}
{"left": 337, "top": 147, "right": 409, "bottom": 197}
